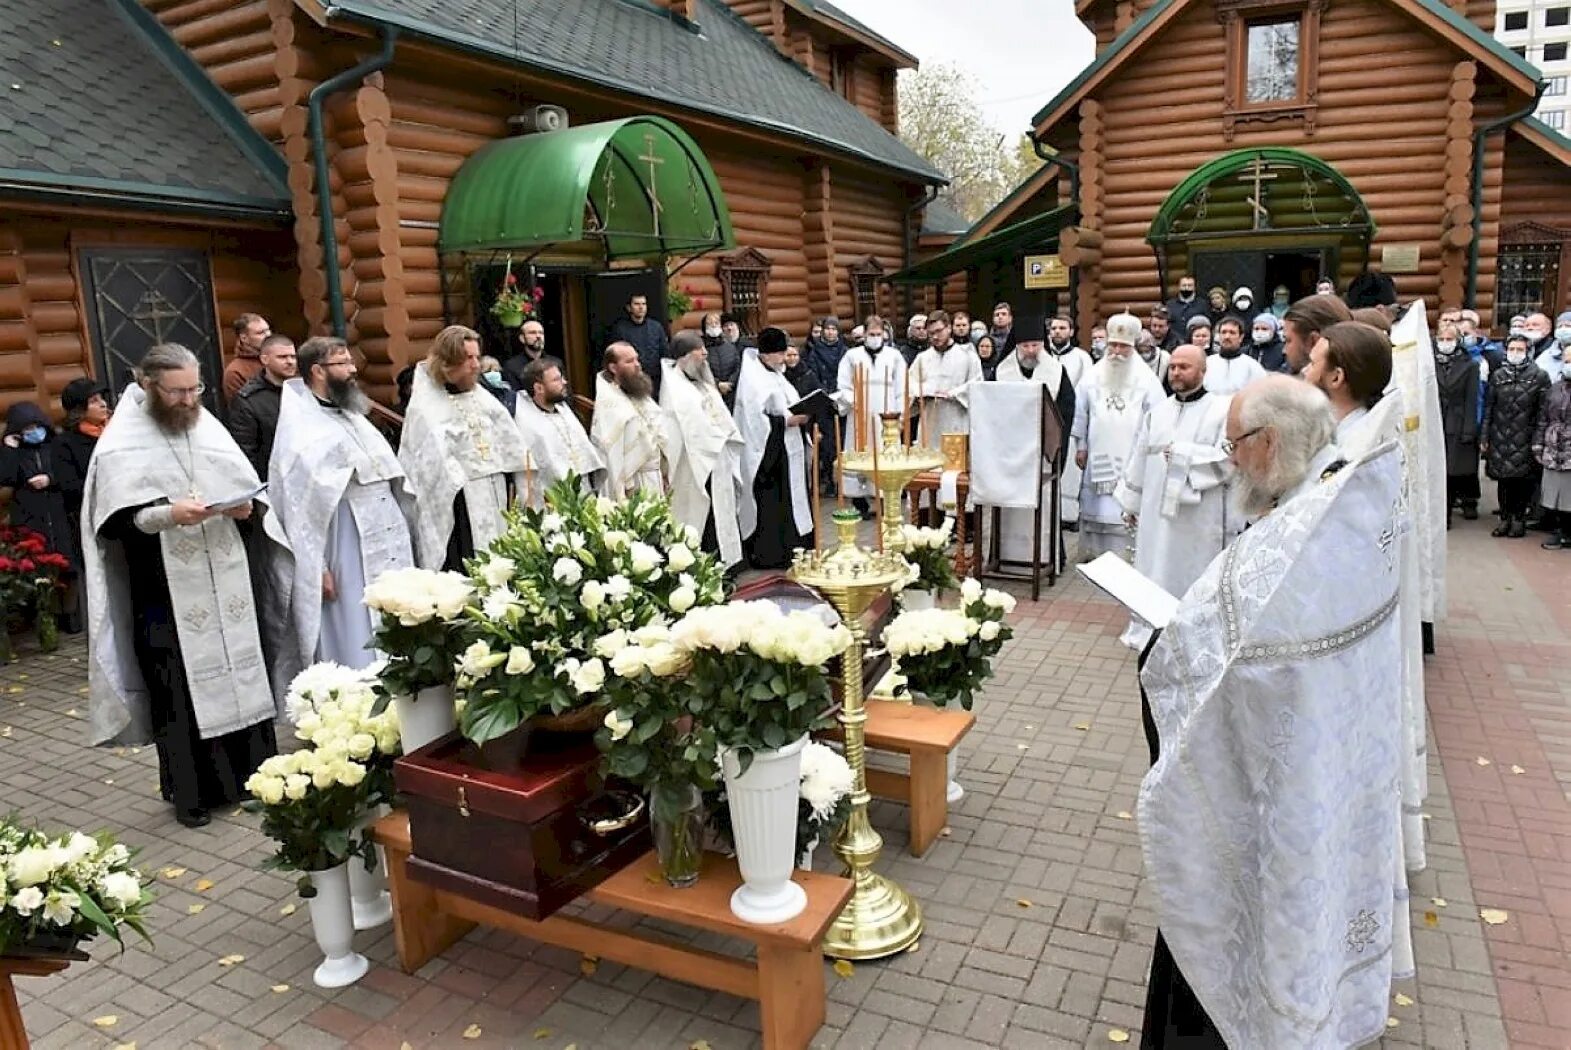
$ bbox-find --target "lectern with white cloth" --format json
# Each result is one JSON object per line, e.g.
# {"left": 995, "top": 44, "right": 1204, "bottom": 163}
{"left": 969, "top": 382, "right": 1064, "bottom": 599}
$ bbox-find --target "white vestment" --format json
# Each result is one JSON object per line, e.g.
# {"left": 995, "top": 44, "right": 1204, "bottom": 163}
{"left": 399, "top": 363, "right": 528, "bottom": 569}
{"left": 1140, "top": 443, "right": 1406, "bottom": 1049}
{"left": 515, "top": 396, "right": 605, "bottom": 508}
{"left": 1072, "top": 356, "right": 1162, "bottom": 559}
{"left": 267, "top": 380, "right": 416, "bottom": 689}
{"left": 734, "top": 349, "right": 813, "bottom": 539}
{"left": 910, "top": 343, "right": 983, "bottom": 450}
{"left": 83, "top": 385, "right": 287, "bottom": 744}
{"left": 1115, "top": 390, "right": 1238, "bottom": 648}
{"left": 1389, "top": 301, "right": 1448, "bottom": 623}
{"left": 1203, "top": 351, "right": 1266, "bottom": 395}
{"left": 591, "top": 374, "right": 668, "bottom": 499}
{"left": 990, "top": 350, "right": 1068, "bottom": 562}
{"left": 836, "top": 345, "right": 908, "bottom": 498}
{"left": 661, "top": 360, "right": 745, "bottom": 568}
{"left": 1052, "top": 345, "right": 1096, "bottom": 523}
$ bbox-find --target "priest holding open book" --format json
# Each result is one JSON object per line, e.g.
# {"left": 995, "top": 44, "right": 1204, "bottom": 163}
{"left": 732, "top": 327, "right": 814, "bottom": 569}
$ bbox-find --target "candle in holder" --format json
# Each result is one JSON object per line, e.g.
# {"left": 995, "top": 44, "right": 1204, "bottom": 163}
{"left": 901, "top": 366, "right": 911, "bottom": 447}
{"left": 811, "top": 430, "right": 822, "bottom": 547}
{"left": 871, "top": 411, "right": 883, "bottom": 552}
{"left": 833, "top": 412, "right": 844, "bottom": 505}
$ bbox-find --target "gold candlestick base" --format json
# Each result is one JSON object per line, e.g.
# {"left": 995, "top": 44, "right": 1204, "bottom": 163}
{"left": 839, "top": 414, "right": 943, "bottom": 553}
{"left": 791, "top": 511, "right": 923, "bottom": 959}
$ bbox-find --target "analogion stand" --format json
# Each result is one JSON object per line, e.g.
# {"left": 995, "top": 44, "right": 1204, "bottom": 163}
{"left": 373, "top": 811, "right": 852, "bottom": 1050}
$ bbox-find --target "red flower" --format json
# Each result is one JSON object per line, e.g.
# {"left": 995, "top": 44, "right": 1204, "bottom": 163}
{"left": 19, "top": 559, "right": 35, "bottom": 573}
{"left": 531, "top": 287, "right": 545, "bottom": 301}
{"left": 0, "top": 558, "right": 13, "bottom": 573}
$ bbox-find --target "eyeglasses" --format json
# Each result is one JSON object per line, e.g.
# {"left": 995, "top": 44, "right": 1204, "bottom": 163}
{"left": 1220, "top": 427, "right": 1265, "bottom": 456}
{"left": 322, "top": 358, "right": 357, "bottom": 370}
{"left": 157, "top": 382, "right": 205, "bottom": 399}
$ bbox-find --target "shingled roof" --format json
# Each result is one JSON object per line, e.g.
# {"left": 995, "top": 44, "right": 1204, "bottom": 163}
{"left": 0, "top": 0, "right": 290, "bottom": 220}
{"left": 314, "top": 0, "right": 946, "bottom": 184}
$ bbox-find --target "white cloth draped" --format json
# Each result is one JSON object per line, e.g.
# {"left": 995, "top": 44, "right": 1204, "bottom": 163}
{"left": 910, "top": 344, "right": 983, "bottom": 450}
{"left": 1140, "top": 443, "right": 1407, "bottom": 1050}
{"left": 1389, "top": 301, "right": 1448, "bottom": 624}
{"left": 1115, "top": 391, "right": 1237, "bottom": 648}
{"left": 1073, "top": 356, "right": 1162, "bottom": 556}
{"left": 661, "top": 360, "right": 745, "bottom": 568}
{"left": 1053, "top": 346, "right": 1095, "bottom": 523}
{"left": 591, "top": 374, "right": 668, "bottom": 499}
{"left": 1203, "top": 352, "right": 1266, "bottom": 395}
{"left": 988, "top": 352, "right": 1068, "bottom": 563}
{"left": 266, "top": 380, "right": 416, "bottom": 690}
{"left": 398, "top": 363, "right": 528, "bottom": 569}
{"left": 734, "top": 348, "right": 812, "bottom": 539}
{"left": 835, "top": 346, "right": 907, "bottom": 498}
{"left": 83, "top": 385, "right": 286, "bottom": 744}
{"left": 515, "top": 396, "right": 605, "bottom": 508}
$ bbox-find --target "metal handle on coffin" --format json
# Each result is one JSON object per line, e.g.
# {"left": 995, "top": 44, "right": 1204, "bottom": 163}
{"left": 585, "top": 791, "right": 645, "bottom": 835}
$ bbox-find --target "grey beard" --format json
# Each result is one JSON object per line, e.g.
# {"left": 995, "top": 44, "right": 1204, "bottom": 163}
{"left": 680, "top": 356, "right": 716, "bottom": 387}
{"left": 147, "top": 393, "right": 200, "bottom": 433}
{"left": 328, "top": 376, "right": 371, "bottom": 415}
{"left": 1232, "top": 452, "right": 1313, "bottom": 519}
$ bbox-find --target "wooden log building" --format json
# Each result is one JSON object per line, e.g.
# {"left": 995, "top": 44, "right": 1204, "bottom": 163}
{"left": 896, "top": 0, "right": 1571, "bottom": 339}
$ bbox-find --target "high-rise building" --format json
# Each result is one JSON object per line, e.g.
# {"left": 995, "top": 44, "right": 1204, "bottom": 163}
{"left": 1497, "top": 0, "right": 1571, "bottom": 129}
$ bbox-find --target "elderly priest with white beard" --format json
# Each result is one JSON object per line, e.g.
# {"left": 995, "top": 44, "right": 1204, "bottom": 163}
{"left": 734, "top": 327, "right": 814, "bottom": 569}
{"left": 661, "top": 330, "right": 745, "bottom": 570}
{"left": 592, "top": 341, "right": 670, "bottom": 499}
{"left": 267, "top": 336, "right": 416, "bottom": 687}
{"left": 1115, "top": 344, "right": 1239, "bottom": 649}
{"left": 1072, "top": 312, "right": 1163, "bottom": 560}
{"left": 1138, "top": 375, "right": 1406, "bottom": 1049}
{"left": 400, "top": 325, "right": 529, "bottom": 570}
{"left": 83, "top": 343, "right": 283, "bottom": 829}
{"left": 514, "top": 356, "right": 604, "bottom": 505}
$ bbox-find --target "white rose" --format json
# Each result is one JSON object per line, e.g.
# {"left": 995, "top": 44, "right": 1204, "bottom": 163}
{"left": 336, "top": 762, "right": 367, "bottom": 788}
{"left": 347, "top": 733, "right": 376, "bottom": 760}
{"left": 9, "top": 847, "right": 57, "bottom": 888}
{"left": 603, "top": 529, "right": 631, "bottom": 551}
{"left": 983, "top": 589, "right": 1017, "bottom": 614}
{"left": 960, "top": 577, "right": 982, "bottom": 602}
{"left": 8, "top": 886, "right": 43, "bottom": 916}
{"left": 604, "top": 709, "right": 635, "bottom": 741}
{"left": 480, "top": 556, "right": 516, "bottom": 589}
{"left": 592, "top": 629, "right": 631, "bottom": 659}
{"left": 553, "top": 557, "right": 583, "bottom": 587}
{"left": 100, "top": 872, "right": 141, "bottom": 910}
{"left": 667, "top": 544, "right": 695, "bottom": 572}
{"left": 627, "top": 542, "right": 661, "bottom": 577}
{"left": 643, "top": 643, "right": 688, "bottom": 678}
{"left": 668, "top": 585, "right": 696, "bottom": 613}
{"left": 284, "top": 774, "right": 310, "bottom": 800}
{"left": 456, "top": 640, "right": 505, "bottom": 679}
{"left": 570, "top": 657, "right": 606, "bottom": 694}
{"left": 541, "top": 512, "right": 564, "bottom": 533}
{"left": 684, "top": 525, "right": 702, "bottom": 547}
{"left": 580, "top": 579, "right": 605, "bottom": 612}
{"left": 979, "top": 621, "right": 1000, "bottom": 642}
{"left": 256, "top": 776, "right": 286, "bottom": 805}
{"left": 61, "top": 832, "right": 98, "bottom": 866}
{"left": 505, "top": 646, "right": 535, "bottom": 675}
{"left": 609, "top": 645, "right": 648, "bottom": 680}
{"left": 594, "top": 495, "right": 616, "bottom": 516}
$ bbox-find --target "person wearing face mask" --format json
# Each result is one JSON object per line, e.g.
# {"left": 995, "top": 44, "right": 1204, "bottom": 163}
{"left": 1269, "top": 285, "right": 1291, "bottom": 320}
{"left": 1248, "top": 313, "right": 1288, "bottom": 373}
{"left": 1315, "top": 276, "right": 1337, "bottom": 297}
{"left": 1136, "top": 329, "right": 1172, "bottom": 395}
{"left": 1203, "top": 316, "right": 1266, "bottom": 395}
{"left": 968, "top": 319, "right": 989, "bottom": 348}
{"left": 804, "top": 316, "right": 847, "bottom": 491}
{"left": 1533, "top": 338, "right": 1571, "bottom": 549}
{"left": 1534, "top": 311, "right": 1571, "bottom": 382}
{"left": 900, "top": 314, "right": 929, "bottom": 366}
{"left": 1164, "top": 274, "right": 1207, "bottom": 329}
{"left": 1088, "top": 325, "right": 1108, "bottom": 362}
{"left": 701, "top": 311, "right": 742, "bottom": 409}
{"left": 1433, "top": 320, "right": 1482, "bottom": 523}
{"left": 476, "top": 353, "right": 518, "bottom": 416}
{"left": 836, "top": 315, "right": 907, "bottom": 519}
{"left": 1229, "top": 286, "right": 1255, "bottom": 320}
{"left": 0, "top": 401, "right": 78, "bottom": 628}
{"left": 1481, "top": 335, "right": 1550, "bottom": 539}
{"left": 54, "top": 379, "right": 112, "bottom": 634}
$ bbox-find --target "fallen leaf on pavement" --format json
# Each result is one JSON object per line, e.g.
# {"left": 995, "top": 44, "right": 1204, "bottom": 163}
{"left": 1480, "top": 908, "right": 1509, "bottom": 925}
{"left": 1386, "top": 1017, "right": 1399, "bottom": 1029}
{"left": 1432, "top": 897, "right": 1447, "bottom": 908}
{"left": 1073, "top": 721, "right": 1091, "bottom": 731}
{"left": 1475, "top": 756, "right": 1491, "bottom": 766}
{"left": 533, "top": 1028, "right": 552, "bottom": 1040}
{"left": 279, "top": 903, "right": 296, "bottom": 916}
{"left": 1423, "top": 911, "right": 1439, "bottom": 928}
{"left": 832, "top": 959, "right": 855, "bottom": 978}
{"left": 1108, "top": 1030, "right": 1130, "bottom": 1043}
{"left": 462, "top": 1023, "right": 482, "bottom": 1039}
{"left": 938, "top": 827, "right": 952, "bottom": 837}
{"left": 906, "top": 941, "right": 921, "bottom": 953}
{"left": 92, "top": 1015, "right": 118, "bottom": 1028}
{"left": 194, "top": 879, "right": 215, "bottom": 892}
{"left": 690, "top": 1041, "right": 713, "bottom": 1050}
{"left": 579, "top": 955, "right": 598, "bottom": 976}
{"left": 1116, "top": 811, "right": 1133, "bottom": 820}
{"left": 1510, "top": 765, "right": 1525, "bottom": 775}
{"left": 271, "top": 984, "right": 289, "bottom": 993}
{"left": 216, "top": 953, "right": 245, "bottom": 967}
{"left": 186, "top": 904, "right": 205, "bottom": 915}
{"left": 112, "top": 1044, "right": 136, "bottom": 1050}
{"left": 159, "top": 867, "right": 187, "bottom": 880}
{"left": 1394, "top": 992, "right": 1414, "bottom": 1007}
{"left": 1016, "top": 898, "right": 1033, "bottom": 908}
{"left": 400, "top": 1044, "right": 413, "bottom": 1050}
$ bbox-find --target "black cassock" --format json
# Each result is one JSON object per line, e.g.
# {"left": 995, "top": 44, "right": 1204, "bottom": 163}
{"left": 443, "top": 492, "right": 477, "bottom": 573}
{"left": 1138, "top": 631, "right": 1229, "bottom": 1050}
{"left": 744, "top": 415, "right": 812, "bottom": 570}
{"left": 103, "top": 507, "right": 277, "bottom": 819}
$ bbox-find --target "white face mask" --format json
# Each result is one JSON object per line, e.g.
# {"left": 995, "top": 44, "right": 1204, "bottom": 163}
{"left": 704, "top": 326, "right": 721, "bottom": 338}
{"left": 1091, "top": 338, "right": 1107, "bottom": 352}
{"left": 1252, "top": 329, "right": 1273, "bottom": 344}
{"left": 1557, "top": 326, "right": 1571, "bottom": 344}
{"left": 865, "top": 335, "right": 884, "bottom": 351}
{"left": 1506, "top": 350, "right": 1528, "bottom": 365}
{"left": 970, "top": 323, "right": 987, "bottom": 340}
{"left": 1436, "top": 340, "right": 1457, "bottom": 354}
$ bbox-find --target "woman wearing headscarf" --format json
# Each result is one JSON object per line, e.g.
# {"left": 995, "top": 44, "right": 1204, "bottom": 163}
{"left": 1248, "top": 313, "right": 1288, "bottom": 373}
{"left": 974, "top": 333, "right": 1001, "bottom": 381}
{"left": 55, "top": 378, "right": 110, "bottom": 631}
{"left": 1482, "top": 334, "right": 1549, "bottom": 538}
{"left": 1, "top": 400, "right": 79, "bottom": 631}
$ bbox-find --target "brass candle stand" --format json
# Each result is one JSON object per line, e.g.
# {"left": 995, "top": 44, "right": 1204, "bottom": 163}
{"left": 838, "top": 413, "right": 944, "bottom": 552}
{"left": 790, "top": 511, "right": 923, "bottom": 959}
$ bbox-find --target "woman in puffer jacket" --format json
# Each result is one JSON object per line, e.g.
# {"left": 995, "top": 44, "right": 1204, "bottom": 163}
{"left": 1481, "top": 334, "right": 1549, "bottom": 538}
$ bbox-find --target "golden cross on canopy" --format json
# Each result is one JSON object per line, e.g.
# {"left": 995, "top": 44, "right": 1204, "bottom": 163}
{"left": 638, "top": 132, "right": 665, "bottom": 237}
{"left": 1236, "top": 156, "right": 1279, "bottom": 231}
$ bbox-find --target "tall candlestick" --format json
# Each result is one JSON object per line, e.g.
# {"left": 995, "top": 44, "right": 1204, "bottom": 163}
{"left": 811, "top": 429, "right": 822, "bottom": 548}
{"left": 523, "top": 450, "right": 533, "bottom": 509}
{"left": 902, "top": 366, "right": 911, "bottom": 447}
{"left": 871, "top": 412, "right": 883, "bottom": 552}
{"left": 834, "top": 412, "right": 845, "bottom": 506}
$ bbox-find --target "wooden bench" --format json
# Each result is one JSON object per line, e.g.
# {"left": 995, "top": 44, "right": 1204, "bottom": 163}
{"left": 3, "top": 953, "right": 80, "bottom": 1050}
{"left": 819, "top": 697, "right": 975, "bottom": 857}
{"left": 373, "top": 811, "right": 853, "bottom": 1050}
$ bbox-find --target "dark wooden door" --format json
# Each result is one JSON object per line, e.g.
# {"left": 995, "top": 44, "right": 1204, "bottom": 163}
{"left": 78, "top": 248, "right": 221, "bottom": 413}
{"left": 1192, "top": 250, "right": 1265, "bottom": 304}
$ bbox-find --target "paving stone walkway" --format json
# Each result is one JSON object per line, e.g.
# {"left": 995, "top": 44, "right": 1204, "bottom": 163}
{"left": 4, "top": 510, "right": 1567, "bottom": 1048}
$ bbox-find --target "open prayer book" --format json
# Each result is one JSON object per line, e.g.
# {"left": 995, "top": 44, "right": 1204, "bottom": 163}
{"left": 788, "top": 388, "right": 835, "bottom": 417}
{"left": 203, "top": 482, "right": 267, "bottom": 513}
{"left": 1076, "top": 552, "right": 1179, "bottom": 630}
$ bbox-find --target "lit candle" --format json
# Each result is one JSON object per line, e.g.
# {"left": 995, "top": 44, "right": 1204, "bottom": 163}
{"left": 834, "top": 412, "right": 844, "bottom": 506}
{"left": 871, "top": 406, "right": 883, "bottom": 552}
{"left": 811, "top": 429, "right": 821, "bottom": 548}
{"left": 523, "top": 450, "right": 533, "bottom": 508}
{"left": 902, "top": 365, "right": 911, "bottom": 447}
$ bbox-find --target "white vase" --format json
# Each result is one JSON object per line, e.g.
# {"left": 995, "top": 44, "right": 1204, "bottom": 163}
{"left": 348, "top": 805, "right": 392, "bottom": 931}
{"left": 947, "top": 748, "right": 965, "bottom": 803}
{"left": 797, "top": 835, "right": 819, "bottom": 871}
{"left": 307, "top": 863, "right": 369, "bottom": 988}
{"left": 722, "top": 734, "right": 809, "bottom": 925}
{"left": 394, "top": 683, "right": 455, "bottom": 753}
{"left": 900, "top": 588, "right": 937, "bottom": 611}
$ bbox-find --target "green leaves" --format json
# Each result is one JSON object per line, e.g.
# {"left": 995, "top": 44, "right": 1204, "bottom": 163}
{"left": 460, "top": 695, "right": 522, "bottom": 744}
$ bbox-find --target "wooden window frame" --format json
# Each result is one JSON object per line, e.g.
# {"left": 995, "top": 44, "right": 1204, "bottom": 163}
{"left": 849, "top": 256, "right": 884, "bottom": 325}
{"left": 1216, "top": 0, "right": 1327, "bottom": 141}
{"left": 717, "top": 246, "right": 772, "bottom": 334}
{"left": 1497, "top": 222, "right": 1570, "bottom": 327}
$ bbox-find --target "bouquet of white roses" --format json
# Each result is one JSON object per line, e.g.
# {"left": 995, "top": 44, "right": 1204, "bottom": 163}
{"left": 891, "top": 518, "right": 958, "bottom": 596}
{"left": 244, "top": 745, "right": 374, "bottom": 896}
{"left": 286, "top": 662, "right": 401, "bottom": 810}
{"left": 1, "top": 817, "right": 151, "bottom": 956}
{"left": 454, "top": 478, "right": 725, "bottom": 745}
{"left": 884, "top": 579, "right": 1016, "bottom": 710}
{"left": 363, "top": 567, "right": 474, "bottom": 699}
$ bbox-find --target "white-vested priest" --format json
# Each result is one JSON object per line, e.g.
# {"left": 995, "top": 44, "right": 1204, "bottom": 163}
{"left": 513, "top": 356, "right": 605, "bottom": 506}
{"left": 660, "top": 330, "right": 746, "bottom": 570}
{"left": 592, "top": 341, "right": 670, "bottom": 499}
{"left": 1072, "top": 313, "right": 1163, "bottom": 560}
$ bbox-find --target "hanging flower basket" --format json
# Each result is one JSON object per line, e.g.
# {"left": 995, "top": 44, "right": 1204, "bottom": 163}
{"left": 490, "top": 256, "right": 544, "bottom": 328}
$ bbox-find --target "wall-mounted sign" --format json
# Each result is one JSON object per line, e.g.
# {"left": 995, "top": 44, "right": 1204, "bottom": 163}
{"left": 1023, "top": 253, "right": 1069, "bottom": 289}
{"left": 1380, "top": 244, "right": 1422, "bottom": 274}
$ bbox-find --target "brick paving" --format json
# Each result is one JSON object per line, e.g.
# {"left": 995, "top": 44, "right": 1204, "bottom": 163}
{"left": 4, "top": 508, "right": 1567, "bottom": 1048}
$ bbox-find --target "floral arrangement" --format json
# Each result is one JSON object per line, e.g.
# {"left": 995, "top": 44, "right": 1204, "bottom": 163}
{"left": 453, "top": 479, "right": 725, "bottom": 744}
{"left": 883, "top": 578, "right": 1016, "bottom": 710}
{"left": 708, "top": 740, "right": 855, "bottom": 862}
{"left": 286, "top": 663, "right": 401, "bottom": 810}
{"left": 891, "top": 518, "right": 958, "bottom": 596}
{"left": 364, "top": 568, "right": 474, "bottom": 700}
{"left": 491, "top": 258, "right": 545, "bottom": 325}
{"left": 1, "top": 817, "right": 150, "bottom": 956}
{"left": 0, "top": 525, "right": 71, "bottom": 654}
{"left": 667, "top": 282, "right": 695, "bottom": 318}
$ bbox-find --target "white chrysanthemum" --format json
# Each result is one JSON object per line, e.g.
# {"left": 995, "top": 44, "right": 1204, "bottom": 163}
{"left": 284, "top": 661, "right": 363, "bottom": 722}
{"left": 480, "top": 556, "right": 516, "bottom": 589}
{"left": 553, "top": 557, "right": 583, "bottom": 587}
{"left": 667, "top": 544, "right": 695, "bottom": 572}
{"left": 605, "top": 574, "right": 632, "bottom": 601}
{"left": 799, "top": 742, "right": 854, "bottom": 821}
{"left": 481, "top": 586, "right": 522, "bottom": 622}
{"left": 100, "top": 871, "right": 141, "bottom": 910}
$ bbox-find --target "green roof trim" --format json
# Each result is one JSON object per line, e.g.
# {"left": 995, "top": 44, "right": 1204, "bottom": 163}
{"left": 439, "top": 115, "right": 736, "bottom": 258}
{"left": 1146, "top": 147, "right": 1375, "bottom": 244}
{"left": 889, "top": 204, "right": 1077, "bottom": 284}
{"left": 0, "top": 169, "right": 291, "bottom": 221}
{"left": 1408, "top": 0, "right": 1539, "bottom": 88}
{"left": 1030, "top": 0, "right": 1178, "bottom": 129}
{"left": 804, "top": 0, "right": 919, "bottom": 65}
{"left": 1518, "top": 115, "right": 1571, "bottom": 157}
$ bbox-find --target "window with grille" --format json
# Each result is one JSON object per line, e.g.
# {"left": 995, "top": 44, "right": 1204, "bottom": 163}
{"left": 1496, "top": 242, "right": 1562, "bottom": 326}
{"left": 848, "top": 257, "right": 884, "bottom": 323}
{"left": 1504, "top": 10, "right": 1528, "bottom": 29}
{"left": 717, "top": 247, "right": 771, "bottom": 336}
{"left": 1547, "top": 77, "right": 1568, "bottom": 96}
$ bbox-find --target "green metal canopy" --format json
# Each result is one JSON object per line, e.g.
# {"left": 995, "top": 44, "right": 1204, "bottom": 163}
{"left": 1147, "top": 148, "right": 1374, "bottom": 245}
{"left": 889, "top": 205, "right": 1077, "bottom": 284}
{"left": 439, "top": 115, "right": 735, "bottom": 259}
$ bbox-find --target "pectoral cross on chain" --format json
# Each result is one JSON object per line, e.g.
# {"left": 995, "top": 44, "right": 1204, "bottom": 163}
{"left": 639, "top": 133, "right": 665, "bottom": 237}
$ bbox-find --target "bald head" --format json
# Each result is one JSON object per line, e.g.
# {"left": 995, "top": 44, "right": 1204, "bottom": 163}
{"left": 1228, "top": 375, "right": 1338, "bottom": 518}
{"left": 1167, "top": 344, "right": 1206, "bottom": 393}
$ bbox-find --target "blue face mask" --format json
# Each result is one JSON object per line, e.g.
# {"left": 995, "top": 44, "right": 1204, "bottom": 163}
{"left": 483, "top": 371, "right": 503, "bottom": 388}
{"left": 1462, "top": 333, "right": 1479, "bottom": 348}
{"left": 20, "top": 426, "right": 47, "bottom": 446}
{"left": 1557, "top": 326, "right": 1571, "bottom": 345}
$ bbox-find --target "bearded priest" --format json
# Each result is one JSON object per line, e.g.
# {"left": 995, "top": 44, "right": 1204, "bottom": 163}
{"left": 400, "top": 325, "right": 529, "bottom": 570}
{"left": 1138, "top": 376, "right": 1406, "bottom": 1048}
{"left": 83, "top": 343, "right": 283, "bottom": 828}
{"left": 514, "top": 356, "right": 605, "bottom": 506}
{"left": 1115, "top": 344, "right": 1238, "bottom": 649}
{"left": 267, "top": 337, "right": 416, "bottom": 687}
{"left": 734, "top": 327, "right": 814, "bottom": 569}
{"left": 661, "top": 330, "right": 745, "bottom": 570}
{"left": 592, "top": 341, "right": 670, "bottom": 499}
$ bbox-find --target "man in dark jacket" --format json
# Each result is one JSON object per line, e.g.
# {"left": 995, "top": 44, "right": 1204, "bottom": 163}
{"left": 605, "top": 293, "right": 669, "bottom": 395}
{"left": 702, "top": 311, "right": 742, "bottom": 409}
{"left": 1, "top": 401, "right": 77, "bottom": 629}
{"left": 227, "top": 333, "right": 296, "bottom": 477}
{"left": 1164, "top": 274, "right": 1207, "bottom": 330}
{"left": 1434, "top": 332, "right": 1482, "bottom": 522}
{"left": 803, "top": 316, "right": 847, "bottom": 493}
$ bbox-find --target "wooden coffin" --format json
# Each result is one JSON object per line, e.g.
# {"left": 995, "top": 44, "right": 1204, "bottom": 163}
{"left": 394, "top": 734, "right": 650, "bottom": 921}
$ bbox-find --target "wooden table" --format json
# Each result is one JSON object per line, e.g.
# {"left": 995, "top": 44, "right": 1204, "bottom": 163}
{"left": 374, "top": 811, "right": 853, "bottom": 1050}
{"left": 904, "top": 470, "right": 983, "bottom": 578}
{"left": 2, "top": 954, "right": 78, "bottom": 1049}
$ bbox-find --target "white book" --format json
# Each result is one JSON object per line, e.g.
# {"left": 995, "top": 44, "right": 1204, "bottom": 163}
{"left": 1076, "top": 552, "right": 1179, "bottom": 630}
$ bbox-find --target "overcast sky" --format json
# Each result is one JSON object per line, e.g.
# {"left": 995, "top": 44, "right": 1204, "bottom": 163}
{"left": 831, "top": 0, "right": 1096, "bottom": 137}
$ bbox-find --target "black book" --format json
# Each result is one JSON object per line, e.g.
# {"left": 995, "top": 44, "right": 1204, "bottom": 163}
{"left": 788, "top": 388, "right": 835, "bottom": 416}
